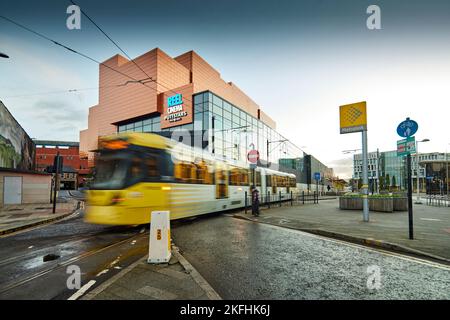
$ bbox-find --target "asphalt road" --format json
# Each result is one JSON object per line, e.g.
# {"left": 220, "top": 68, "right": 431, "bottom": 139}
{"left": 0, "top": 206, "right": 148, "bottom": 300}
{"left": 172, "top": 214, "right": 450, "bottom": 299}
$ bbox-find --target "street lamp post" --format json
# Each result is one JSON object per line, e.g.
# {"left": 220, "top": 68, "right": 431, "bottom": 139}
{"left": 266, "top": 139, "right": 287, "bottom": 168}
{"left": 446, "top": 143, "right": 449, "bottom": 200}
{"left": 415, "top": 138, "right": 430, "bottom": 204}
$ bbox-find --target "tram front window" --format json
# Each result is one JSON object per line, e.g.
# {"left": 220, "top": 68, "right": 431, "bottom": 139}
{"left": 91, "top": 151, "right": 150, "bottom": 190}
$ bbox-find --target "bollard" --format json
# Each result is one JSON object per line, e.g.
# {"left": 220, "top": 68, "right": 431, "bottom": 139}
{"left": 148, "top": 211, "right": 171, "bottom": 264}
{"left": 302, "top": 191, "right": 305, "bottom": 204}
{"left": 291, "top": 191, "right": 293, "bottom": 206}
{"left": 279, "top": 191, "right": 282, "bottom": 207}
{"left": 245, "top": 191, "right": 248, "bottom": 214}
{"left": 268, "top": 191, "right": 271, "bottom": 209}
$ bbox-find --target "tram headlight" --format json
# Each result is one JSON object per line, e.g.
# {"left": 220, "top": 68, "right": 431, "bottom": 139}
{"left": 111, "top": 194, "right": 125, "bottom": 205}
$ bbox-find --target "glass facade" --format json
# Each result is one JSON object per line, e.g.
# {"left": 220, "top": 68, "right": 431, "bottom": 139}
{"left": 116, "top": 91, "right": 304, "bottom": 166}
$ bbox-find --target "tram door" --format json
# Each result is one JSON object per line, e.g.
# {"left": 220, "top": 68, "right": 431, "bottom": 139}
{"left": 215, "top": 165, "right": 229, "bottom": 199}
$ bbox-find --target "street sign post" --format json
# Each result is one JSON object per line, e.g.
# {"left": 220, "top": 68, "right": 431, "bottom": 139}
{"left": 248, "top": 149, "right": 259, "bottom": 187}
{"left": 396, "top": 117, "right": 418, "bottom": 240}
{"left": 397, "top": 118, "right": 418, "bottom": 138}
{"left": 397, "top": 136, "right": 416, "bottom": 157}
{"left": 314, "top": 172, "right": 321, "bottom": 196}
{"left": 340, "top": 101, "right": 369, "bottom": 222}
{"left": 247, "top": 149, "right": 259, "bottom": 164}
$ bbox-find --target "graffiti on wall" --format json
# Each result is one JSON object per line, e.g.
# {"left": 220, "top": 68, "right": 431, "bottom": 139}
{"left": 0, "top": 101, "right": 35, "bottom": 171}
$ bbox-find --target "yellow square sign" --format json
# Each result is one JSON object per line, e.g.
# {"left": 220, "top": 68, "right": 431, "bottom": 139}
{"left": 339, "top": 101, "right": 367, "bottom": 134}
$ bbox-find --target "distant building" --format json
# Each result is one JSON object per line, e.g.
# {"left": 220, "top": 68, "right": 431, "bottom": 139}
{"left": 0, "top": 100, "right": 51, "bottom": 206}
{"left": 353, "top": 150, "right": 449, "bottom": 194}
{"left": 279, "top": 155, "right": 334, "bottom": 192}
{"left": 34, "top": 140, "right": 90, "bottom": 189}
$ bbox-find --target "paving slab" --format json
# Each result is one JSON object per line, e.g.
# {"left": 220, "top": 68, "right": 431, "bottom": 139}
{"left": 234, "top": 198, "right": 450, "bottom": 263}
{"left": 0, "top": 200, "right": 80, "bottom": 235}
{"left": 85, "top": 247, "right": 221, "bottom": 300}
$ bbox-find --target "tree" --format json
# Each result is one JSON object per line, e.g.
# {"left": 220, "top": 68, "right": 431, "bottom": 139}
{"left": 392, "top": 175, "right": 397, "bottom": 189}
{"left": 385, "top": 174, "right": 391, "bottom": 191}
{"left": 379, "top": 176, "right": 385, "bottom": 191}
{"left": 358, "top": 178, "right": 363, "bottom": 190}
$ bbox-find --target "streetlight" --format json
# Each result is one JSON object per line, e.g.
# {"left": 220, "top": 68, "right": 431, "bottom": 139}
{"left": 266, "top": 139, "right": 287, "bottom": 168}
{"left": 415, "top": 138, "right": 430, "bottom": 203}
{"left": 446, "top": 143, "right": 449, "bottom": 200}
{"left": 0, "top": 52, "right": 9, "bottom": 58}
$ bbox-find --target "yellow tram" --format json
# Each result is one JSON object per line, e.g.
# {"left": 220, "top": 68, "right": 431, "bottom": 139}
{"left": 85, "top": 132, "right": 297, "bottom": 225}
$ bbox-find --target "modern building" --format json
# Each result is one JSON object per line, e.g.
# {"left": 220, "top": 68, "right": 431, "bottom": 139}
{"left": 279, "top": 155, "right": 334, "bottom": 191}
{"left": 0, "top": 100, "right": 51, "bottom": 206}
{"left": 353, "top": 150, "right": 449, "bottom": 193}
{"left": 80, "top": 48, "right": 330, "bottom": 182}
{"left": 34, "top": 140, "right": 90, "bottom": 189}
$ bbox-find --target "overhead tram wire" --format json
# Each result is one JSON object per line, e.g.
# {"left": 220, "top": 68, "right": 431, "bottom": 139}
{"left": 0, "top": 15, "right": 159, "bottom": 95}
{"left": 69, "top": 0, "right": 194, "bottom": 105}
{"left": 2, "top": 81, "right": 143, "bottom": 99}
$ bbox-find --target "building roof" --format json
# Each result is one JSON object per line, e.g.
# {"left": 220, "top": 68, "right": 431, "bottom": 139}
{"left": 33, "top": 140, "right": 79, "bottom": 147}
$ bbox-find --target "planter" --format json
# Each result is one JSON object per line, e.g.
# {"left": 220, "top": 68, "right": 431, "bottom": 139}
{"left": 368, "top": 197, "right": 393, "bottom": 212}
{"left": 339, "top": 197, "right": 363, "bottom": 210}
{"left": 393, "top": 197, "right": 408, "bottom": 211}
{"left": 339, "top": 196, "right": 394, "bottom": 212}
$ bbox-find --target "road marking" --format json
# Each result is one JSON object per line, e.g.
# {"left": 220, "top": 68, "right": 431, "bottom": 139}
{"left": 96, "top": 269, "right": 109, "bottom": 277}
{"left": 420, "top": 218, "right": 441, "bottom": 222}
{"left": 67, "top": 280, "right": 96, "bottom": 300}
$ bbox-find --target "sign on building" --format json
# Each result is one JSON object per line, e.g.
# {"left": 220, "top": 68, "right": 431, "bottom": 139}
{"left": 159, "top": 84, "right": 194, "bottom": 129}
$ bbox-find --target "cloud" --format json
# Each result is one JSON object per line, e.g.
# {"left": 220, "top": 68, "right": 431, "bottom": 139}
{"left": 7, "top": 97, "right": 88, "bottom": 141}
{"left": 327, "top": 157, "right": 353, "bottom": 179}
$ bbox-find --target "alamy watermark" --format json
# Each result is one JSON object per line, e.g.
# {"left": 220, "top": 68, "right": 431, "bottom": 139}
{"left": 366, "top": 265, "right": 382, "bottom": 290}
{"left": 66, "top": 5, "right": 81, "bottom": 30}
{"left": 66, "top": 264, "right": 81, "bottom": 290}
{"left": 366, "top": 5, "right": 381, "bottom": 30}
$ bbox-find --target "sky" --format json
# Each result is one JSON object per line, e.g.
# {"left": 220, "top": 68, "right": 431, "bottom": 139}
{"left": 1, "top": 0, "right": 450, "bottom": 178}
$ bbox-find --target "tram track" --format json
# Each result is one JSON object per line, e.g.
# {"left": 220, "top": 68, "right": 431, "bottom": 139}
{"left": 0, "top": 230, "right": 149, "bottom": 296}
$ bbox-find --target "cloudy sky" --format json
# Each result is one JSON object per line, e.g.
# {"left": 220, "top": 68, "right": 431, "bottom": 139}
{"left": 1, "top": 0, "right": 450, "bottom": 178}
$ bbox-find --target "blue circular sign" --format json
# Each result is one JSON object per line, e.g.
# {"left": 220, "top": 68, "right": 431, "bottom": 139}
{"left": 397, "top": 118, "right": 418, "bottom": 138}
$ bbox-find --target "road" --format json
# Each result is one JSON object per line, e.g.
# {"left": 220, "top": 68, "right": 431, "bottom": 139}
{"left": 172, "top": 214, "right": 450, "bottom": 299}
{"left": 0, "top": 201, "right": 148, "bottom": 299}
{"left": 1, "top": 192, "right": 449, "bottom": 300}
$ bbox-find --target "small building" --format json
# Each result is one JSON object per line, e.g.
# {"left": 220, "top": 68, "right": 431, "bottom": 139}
{"left": 34, "top": 140, "right": 90, "bottom": 189}
{"left": 0, "top": 100, "right": 51, "bottom": 206}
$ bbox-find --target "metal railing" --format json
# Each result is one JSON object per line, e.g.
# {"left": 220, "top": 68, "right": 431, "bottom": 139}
{"left": 425, "top": 195, "right": 450, "bottom": 207}
{"left": 244, "top": 191, "right": 319, "bottom": 214}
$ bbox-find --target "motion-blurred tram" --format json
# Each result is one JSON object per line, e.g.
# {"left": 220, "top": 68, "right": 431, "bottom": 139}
{"left": 85, "top": 132, "right": 297, "bottom": 225}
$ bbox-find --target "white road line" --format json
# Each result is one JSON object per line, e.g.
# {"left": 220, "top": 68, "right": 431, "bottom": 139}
{"left": 67, "top": 280, "right": 96, "bottom": 300}
{"left": 96, "top": 269, "right": 109, "bottom": 277}
{"left": 420, "top": 218, "right": 441, "bottom": 222}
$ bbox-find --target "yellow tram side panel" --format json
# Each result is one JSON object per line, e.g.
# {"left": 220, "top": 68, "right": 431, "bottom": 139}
{"left": 85, "top": 182, "right": 171, "bottom": 225}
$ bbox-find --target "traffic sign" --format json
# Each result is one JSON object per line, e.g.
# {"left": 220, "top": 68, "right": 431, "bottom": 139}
{"left": 397, "top": 118, "right": 418, "bottom": 138}
{"left": 247, "top": 149, "right": 259, "bottom": 164}
{"left": 339, "top": 101, "right": 367, "bottom": 134}
{"left": 314, "top": 172, "right": 321, "bottom": 181}
{"left": 397, "top": 136, "right": 416, "bottom": 157}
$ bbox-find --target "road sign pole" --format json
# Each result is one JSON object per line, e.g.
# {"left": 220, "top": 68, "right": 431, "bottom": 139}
{"left": 52, "top": 153, "right": 60, "bottom": 214}
{"left": 407, "top": 153, "right": 414, "bottom": 239}
{"left": 361, "top": 130, "right": 369, "bottom": 222}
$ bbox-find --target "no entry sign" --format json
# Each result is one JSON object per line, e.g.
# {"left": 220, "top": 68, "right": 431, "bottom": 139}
{"left": 247, "top": 149, "right": 259, "bottom": 164}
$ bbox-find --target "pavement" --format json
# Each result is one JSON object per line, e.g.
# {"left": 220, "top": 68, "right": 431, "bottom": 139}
{"left": 84, "top": 246, "right": 221, "bottom": 300}
{"left": 0, "top": 199, "right": 80, "bottom": 236}
{"left": 172, "top": 214, "right": 450, "bottom": 299}
{"left": 234, "top": 198, "right": 450, "bottom": 263}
